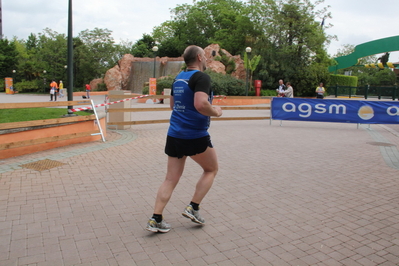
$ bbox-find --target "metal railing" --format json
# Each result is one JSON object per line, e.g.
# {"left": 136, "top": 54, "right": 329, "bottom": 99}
{"left": 328, "top": 85, "right": 398, "bottom": 100}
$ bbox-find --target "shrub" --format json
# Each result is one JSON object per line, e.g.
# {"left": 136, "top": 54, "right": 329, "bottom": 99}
{"left": 142, "top": 71, "right": 246, "bottom": 96}
{"left": 205, "top": 70, "right": 245, "bottom": 96}
{"left": 97, "top": 83, "right": 107, "bottom": 91}
{"left": 260, "top": 90, "right": 277, "bottom": 96}
{"left": 142, "top": 76, "right": 174, "bottom": 95}
{"left": 156, "top": 76, "right": 174, "bottom": 94}
{"left": 14, "top": 80, "right": 41, "bottom": 93}
{"left": 214, "top": 51, "right": 237, "bottom": 74}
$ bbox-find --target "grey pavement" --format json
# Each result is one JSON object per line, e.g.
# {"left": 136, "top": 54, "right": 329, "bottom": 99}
{"left": 1, "top": 93, "right": 399, "bottom": 265}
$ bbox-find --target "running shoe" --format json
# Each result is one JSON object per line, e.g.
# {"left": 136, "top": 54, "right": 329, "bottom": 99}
{"left": 182, "top": 205, "right": 205, "bottom": 224}
{"left": 146, "top": 218, "right": 171, "bottom": 233}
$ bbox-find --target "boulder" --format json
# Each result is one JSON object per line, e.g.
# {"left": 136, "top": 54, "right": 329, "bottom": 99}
{"left": 104, "top": 65, "right": 122, "bottom": 91}
{"left": 203, "top": 44, "right": 246, "bottom": 77}
{"left": 204, "top": 44, "right": 225, "bottom": 74}
{"left": 231, "top": 55, "right": 246, "bottom": 80}
{"left": 207, "top": 61, "right": 226, "bottom": 74}
{"left": 204, "top": 44, "right": 221, "bottom": 59}
{"left": 119, "top": 54, "right": 135, "bottom": 90}
{"left": 89, "top": 78, "right": 103, "bottom": 91}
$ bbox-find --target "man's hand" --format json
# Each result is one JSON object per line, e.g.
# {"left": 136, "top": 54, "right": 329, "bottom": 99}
{"left": 213, "top": 106, "right": 223, "bottom": 117}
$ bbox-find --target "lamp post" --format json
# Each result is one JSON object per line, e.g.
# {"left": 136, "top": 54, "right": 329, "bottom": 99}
{"left": 245, "top": 47, "right": 252, "bottom": 96}
{"left": 67, "top": 0, "right": 74, "bottom": 114}
{"left": 43, "top": 70, "right": 47, "bottom": 92}
{"left": 12, "top": 70, "right": 16, "bottom": 92}
{"left": 152, "top": 46, "right": 158, "bottom": 78}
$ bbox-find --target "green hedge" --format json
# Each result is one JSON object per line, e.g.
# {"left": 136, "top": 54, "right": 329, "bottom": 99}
{"left": 329, "top": 74, "right": 358, "bottom": 95}
{"left": 330, "top": 74, "right": 358, "bottom": 87}
{"left": 260, "top": 89, "right": 277, "bottom": 96}
{"left": 14, "top": 80, "right": 42, "bottom": 93}
{"left": 97, "top": 83, "right": 107, "bottom": 91}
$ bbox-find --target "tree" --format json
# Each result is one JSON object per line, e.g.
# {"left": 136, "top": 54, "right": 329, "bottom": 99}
{"left": 114, "top": 39, "right": 134, "bottom": 62}
{"left": 78, "top": 28, "right": 117, "bottom": 84}
{"left": 36, "top": 28, "right": 68, "bottom": 82}
{"left": 130, "top": 34, "right": 156, "bottom": 57}
{"left": 152, "top": 0, "right": 261, "bottom": 56}
{"left": 0, "top": 38, "right": 18, "bottom": 79}
{"left": 244, "top": 52, "right": 261, "bottom": 91}
{"left": 249, "top": 0, "right": 332, "bottom": 96}
{"left": 372, "top": 69, "right": 396, "bottom": 86}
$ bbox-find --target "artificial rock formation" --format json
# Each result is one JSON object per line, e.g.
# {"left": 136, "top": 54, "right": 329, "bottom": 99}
{"left": 103, "top": 65, "right": 122, "bottom": 91}
{"left": 101, "top": 44, "right": 246, "bottom": 92}
{"left": 89, "top": 78, "right": 103, "bottom": 91}
{"left": 204, "top": 43, "right": 246, "bottom": 80}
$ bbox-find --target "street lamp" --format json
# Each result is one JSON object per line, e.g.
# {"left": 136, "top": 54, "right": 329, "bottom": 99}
{"left": 12, "top": 70, "right": 16, "bottom": 92}
{"left": 152, "top": 46, "right": 158, "bottom": 78}
{"left": 43, "top": 70, "right": 47, "bottom": 92}
{"left": 245, "top": 47, "right": 252, "bottom": 96}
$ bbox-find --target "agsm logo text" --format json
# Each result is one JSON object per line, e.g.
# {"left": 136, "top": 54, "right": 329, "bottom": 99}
{"left": 281, "top": 102, "right": 346, "bottom": 118}
{"left": 272, "top": 98, "right": 399, "bottom": 124}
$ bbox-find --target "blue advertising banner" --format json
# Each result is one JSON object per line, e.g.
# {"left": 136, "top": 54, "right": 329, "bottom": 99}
{"left": 271, "top": 98, "right": 399, "bottom": 124}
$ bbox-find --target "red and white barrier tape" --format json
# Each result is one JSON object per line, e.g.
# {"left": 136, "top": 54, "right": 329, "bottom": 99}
{"left": 69, "top": 94, "right": 227, "bottom": 112}
{"left": 69, "top": 94, "right": 150, "bottom": 112}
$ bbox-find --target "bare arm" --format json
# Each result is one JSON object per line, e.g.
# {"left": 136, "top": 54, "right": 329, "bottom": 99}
{"left": 194, "top": 91, "right": 222, "bottom": 117}
{"left": 169, "top": 95, "right": 174, "bottom": 110}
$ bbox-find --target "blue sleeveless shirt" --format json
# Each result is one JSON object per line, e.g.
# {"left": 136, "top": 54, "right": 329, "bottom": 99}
{"left": 167, "top": 70, "right": 213, "bottom": 139}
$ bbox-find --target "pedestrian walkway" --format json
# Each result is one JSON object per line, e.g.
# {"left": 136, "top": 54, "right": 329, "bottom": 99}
{"left": 0, "top": 93, "right": 399, "bottom": 265}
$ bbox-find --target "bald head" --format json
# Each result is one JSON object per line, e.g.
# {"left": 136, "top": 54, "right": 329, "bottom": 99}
{"left": 183, "top": 45, "right": 203, "bottom": 65}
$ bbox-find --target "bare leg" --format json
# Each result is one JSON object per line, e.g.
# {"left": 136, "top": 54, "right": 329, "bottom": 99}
{"left": 190, "top": 147, "right": 218, "bottom": 204}
{"left": 154, "top": 156, "right": 187, "bottom": 214}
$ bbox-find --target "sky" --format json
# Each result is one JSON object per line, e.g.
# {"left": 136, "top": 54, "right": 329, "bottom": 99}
{"left": 3, "top": 0, "right": 399, "bottom": 61}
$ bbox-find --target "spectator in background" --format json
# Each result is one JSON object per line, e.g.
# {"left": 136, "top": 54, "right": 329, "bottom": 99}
{"left": 316, "top": 83, "right": 326, "bottom": 99}
{"left": 276, "top": 79, "right": 286, "bottom": 97}
{"left": 59, "top": 80, "right": 64, "bottom": 98}
{"left": 50, "top": 80, "right": 58, "bottom": 101}
{"left": 282, "top": 82, "right": 294, "bottom": 98}
{"left": 85, "top": 84, "right": 91, "bottom": 99}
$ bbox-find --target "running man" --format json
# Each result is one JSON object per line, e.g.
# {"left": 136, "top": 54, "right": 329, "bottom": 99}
{"left": 146, "top": 45, "right": 223, "bottom": 233}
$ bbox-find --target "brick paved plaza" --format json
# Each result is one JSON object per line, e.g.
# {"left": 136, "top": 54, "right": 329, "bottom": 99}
{"left": 0, "top": 94, "right": 399, "bottom": 265}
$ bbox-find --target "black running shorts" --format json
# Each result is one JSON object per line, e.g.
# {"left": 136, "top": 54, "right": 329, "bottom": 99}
{"left": 165, "top": 135, "right": 213, "bottom": 158}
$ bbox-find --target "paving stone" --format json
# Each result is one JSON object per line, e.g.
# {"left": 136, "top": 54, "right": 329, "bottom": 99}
{"left": 1, "top": 94, "right": 399, "bottom": 265}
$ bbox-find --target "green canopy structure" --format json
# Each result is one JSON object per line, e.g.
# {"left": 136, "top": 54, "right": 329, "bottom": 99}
{"left": 328, "top": 35, "right": 399, "bottom": 73}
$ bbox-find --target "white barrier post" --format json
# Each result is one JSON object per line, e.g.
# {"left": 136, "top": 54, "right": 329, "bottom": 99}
{"left": 108, "top": 91, "right": 131, "bottom": 130}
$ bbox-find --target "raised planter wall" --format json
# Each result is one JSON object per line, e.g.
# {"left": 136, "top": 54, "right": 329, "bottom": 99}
{"left": 0, "top": 117, "right": 106, "bottom": 160}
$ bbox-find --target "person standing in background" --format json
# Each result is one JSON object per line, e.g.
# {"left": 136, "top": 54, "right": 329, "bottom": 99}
{"left": 50, "top": 80, "right": 58, "bottom": 101}
{"left": 85, "top": 84, "right": 91, "bottom": 99}
{"left": 59, "top": 80, "right": 64, "bottom": 98}
{"left": 282, "top": 82, "right": 294, "bottom": 98}
{"left": 316, "top": 83, "right": 326, "bottom": 99}
{"left": 276, "top": 79, "right": 286, "bottom": 97}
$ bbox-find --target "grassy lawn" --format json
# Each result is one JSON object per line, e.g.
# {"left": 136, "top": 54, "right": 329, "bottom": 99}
{"left": 0, "top": 108, "right": 90, "bottom": 123}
